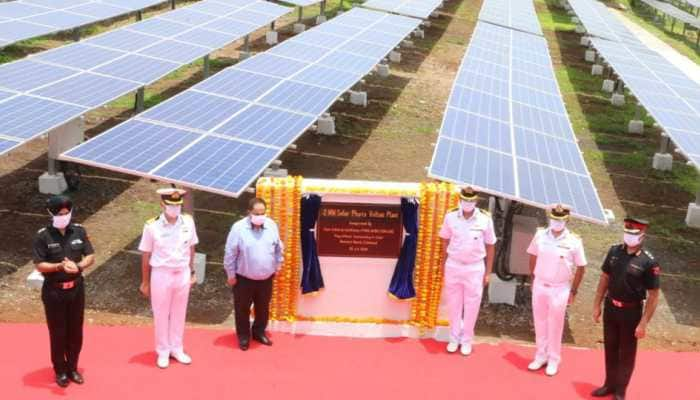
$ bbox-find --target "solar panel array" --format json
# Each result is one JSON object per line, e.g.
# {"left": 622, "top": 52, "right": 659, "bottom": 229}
{"left": 567, "top": 0, "right": 700, "bottom": 169}
{"left": 478, "top": 0, "right": 543, "bottom": 36}
{"left": 638, "top": 0, "right": 700, "bottom": 29}
{"left": 589, "top": 38, "right": 700, "bottom": 168}
{"left": 0, "top": 0, "right": 167, "bottom": 48}
{"left": 428, "top": 21, "right": 606, "bottom": 223}
{"left": 62, "top": 8, "right": 421, "bottom": 197}
{"left": 0, "top": 0, "right": 291, "bottom": 156}
{"left": 567, "top": 0, "right": 645, "bottom": 44}
{"left": 361, "top": 0, "right": 443, "bottom": 19}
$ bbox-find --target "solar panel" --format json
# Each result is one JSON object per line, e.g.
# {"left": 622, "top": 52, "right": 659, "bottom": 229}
{"left": 140, "top": 91, "right": 248, "bottom": 131}
{"left": 94, "top": 54, "right": 180, "bottom": 85}
{"left": 62, "top": 8, "right": 422, "bottom": 197}
{"left": 0, "top": 60, "right": 78, "bottom": 92}
{"left": 0, "top": 0, "right": 292, "bottom": 155}
{"left": 568, "top": 0, "right": 700, "bottom": 169}
{"left": 589, "top": 36, "right": 700, "bottom": 169}
{"left": 361, "top": 0, "right": 443, "bottom": 19}
{"left": 638, "top": 0, "right": 700, "bottom": 30}
{"left": 0, "top": 0, "right": 167, "bottom": 48}
{"left": 0, "top": 95, "right": 86, "bottom": 139}
{"left": 478, "top": 0, "right": 543, "bottom": 36}
{"left": 566, "top": 0, "right": 645, "bottom": 44}
{"left": 0, "top": 138, "right": 21, "bottom": 154}
{"left": 428, "top": 22, "right": 606, "bottom": 223}
{"left": 281, "top": 0, "right": 324, "bottom": 6}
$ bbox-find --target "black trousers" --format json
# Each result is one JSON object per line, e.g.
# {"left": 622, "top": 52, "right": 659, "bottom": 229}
{"left": 603, "top": 300, "right": 643, "bottom": 396}
{"left": 232, "top": 274, "right": 273, "bottom": 342}
{"left": 41, "top": 279, "right": 85, "bottom": 375}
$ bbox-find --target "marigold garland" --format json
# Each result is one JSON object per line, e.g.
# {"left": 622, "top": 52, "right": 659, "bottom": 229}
{"left": 258, "top": 177, "right": 457, "bottom": 329}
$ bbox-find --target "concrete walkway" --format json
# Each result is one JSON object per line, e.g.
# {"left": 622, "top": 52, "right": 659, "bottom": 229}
{"left": 610, "top": 8, "right": 700, "bottom": 84}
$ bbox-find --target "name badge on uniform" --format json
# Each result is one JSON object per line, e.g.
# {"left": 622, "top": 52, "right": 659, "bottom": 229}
{"left": 48, "top": 243, "right": 60, "bottom": 249}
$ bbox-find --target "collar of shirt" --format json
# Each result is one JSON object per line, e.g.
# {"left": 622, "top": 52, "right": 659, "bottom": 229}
{"left": 622, "top": 244, "right": 642, "bottom": 257}
{"left": 546, "top": 228, "right": 569, "bottom": 241}
{"left": 160, "top": 214, "right": 182, "bottom": 227}
{"left": 47, "top": 224, "right": 74, "bottom": 236}
{"left": 457, "top": 208, "right": 480, "bottom": 222}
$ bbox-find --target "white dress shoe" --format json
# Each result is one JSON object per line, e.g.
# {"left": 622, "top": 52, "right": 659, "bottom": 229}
{"left": 170, "top": 351, "right": 192, "bottom": 365}
{"left": 545, "top": 362, "right": 559, "bottom": 376}
{"left": 527, "top": 359, "right": 546, "bottom": 371}
{"left": 157, "top": 354, "right": 169, "bottom": 369}
{"left": 446, "top": 342, "right": 459, "bottom": 353}
{"left": 460, "top": 344, "right": 472, "bottom": 356}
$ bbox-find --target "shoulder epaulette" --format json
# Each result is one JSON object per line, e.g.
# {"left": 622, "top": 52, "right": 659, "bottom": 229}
{"left": 182, "top": 213, "right": 194, "bottom": 222}
{"left": 643, "top": 249, "right": 655, "bottom": 259}
{"left": 537, "top": 227, "right": 546, "bottom": 231}
{"left": 146, "top": 216, "right": 159, "bottom": 224}
{"left": 449, "top": 207, "right": 459, "bottom": 212}
{"left": 37, "top": 227, "right": 47, "bottom": 234}
{"left": 569, "top": 231, "right": 580, "bottom": 239}
{"left": 479, "top": 208, "right": 491, "bottom": 216}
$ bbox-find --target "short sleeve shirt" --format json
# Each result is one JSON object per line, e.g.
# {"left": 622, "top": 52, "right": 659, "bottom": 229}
{"left": 32, "top": 223, "right": 95, "bottom": 283}
{"left": 602, "top": 244, "right": 660, "bottom": 302}
{"left": 527, "top": 228, "right": 587, "bottom": 284}
{"left": 138, "top": 214, "right": 199, "bottom": 269}
{"left": 439, "top": 208, "right": 497, "bottom": 265}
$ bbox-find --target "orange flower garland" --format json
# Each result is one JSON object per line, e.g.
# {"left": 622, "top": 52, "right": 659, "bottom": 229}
{"left": 258, "top": 177, "right": 456, "bottom": 329}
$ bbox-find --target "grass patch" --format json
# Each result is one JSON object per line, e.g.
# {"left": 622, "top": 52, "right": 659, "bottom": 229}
{"left": 652, "top": 164, "right": 700, "bottom": 195}
{"left": 605, "top": 150, "right": 650, "bottom": 169}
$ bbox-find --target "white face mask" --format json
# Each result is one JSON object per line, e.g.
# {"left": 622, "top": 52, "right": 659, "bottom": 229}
{"left": 251, "top": 214, "right": 266, "bottom": 226}
{"left": 549, "top": 219, "right": 567, "bottom": 232}
{"left": 460, "top": 200, "right": 477, "bottom": 213}
{"left": 52, "top": 212, "right": 72, "bottom": 229}
{"left": 164, "top": 205, "right": 181, "bottom": 219}
{"left": 623, "top": 233, "right": 643, "bottom": 247}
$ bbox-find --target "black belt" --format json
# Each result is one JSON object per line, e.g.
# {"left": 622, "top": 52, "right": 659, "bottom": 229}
{"left": 50, "top": 277, "right": 82, "bottom": 290}
{"left": 607, "top": 297, "right": 642, "bottom": 308}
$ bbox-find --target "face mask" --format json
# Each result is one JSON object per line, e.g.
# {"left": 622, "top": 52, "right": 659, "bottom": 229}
{"left": 52, "top": 212, "right": 72, "bottom": 229}
{"left": 460, "top": 200, "right": 477, "bottom": 213}
{"left": 251, "top": 214, "right": 266, "bottom": 226}
{"left": 165, "top": 205, "right": 181, "bottom": 219}
{"left": 623, "top": 233, "right": 643, "bottom": 247}
{"left": 549, "top": 219, "right": 566, "bottom": 232}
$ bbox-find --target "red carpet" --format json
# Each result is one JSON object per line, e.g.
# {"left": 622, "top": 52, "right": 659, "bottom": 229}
{"left": 1, "top": 323, "right": 697, "bottom": 400}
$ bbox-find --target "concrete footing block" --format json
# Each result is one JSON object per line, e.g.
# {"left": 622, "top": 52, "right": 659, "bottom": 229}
{"left": 488, "top": 274, "right": 517, "bottom": 305}
{"left": 592, "top": 64, "right": 604, "bottom": 75}
{"left": 265, "top": 31, "right": 278, "bottom": 45}
{"left": 585, "top": 49, "right": 596, "bottom": 62}
{"left": 628, "top": 120, "right": 644, "bottom": 134}
{"left": 349, "top": 91, "right": 367, "bottom": 107}
{"left": 38, "top": 172, "right": 67, "bottom": 194}
{"left": 317, "top": 114, "right": 335, "bottom": 135}
{"left": 652, "top": 153, "right": 673, "bottom": 171}
{"left": 389, "top": 51, "right": 401, "bottom": 63}
{"left": 293, "top": 23, "right": 305, "bottom": 34}
{"left": 602, "top": 79, "right": 615, "bottom": 92}
{"left": 685, "top": 203, "right": 700, "bottom": 228}
{"left": 377, "top": 63, "right": 390, "bottom": 77}
{"left": 611, "top": 93, "right": 625, "bottom": 106}
{"left": 316, "top": 15, "right": 326, "bottom": 25}
{"left": 575, "top": 24, "right": 586, "bottom": 34}
{"left": 580, "top": 36, "right": 590, "bottom": 46}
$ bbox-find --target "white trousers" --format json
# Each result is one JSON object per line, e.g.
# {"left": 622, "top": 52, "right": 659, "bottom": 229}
{"left": 532, "top": 279, "right": 570, "bottom": 364}
{"left": 151, "top": 267, "right": 190, "bottom": 357}
{"left": 444, "top": 259, "right": 485, "bottom": 345}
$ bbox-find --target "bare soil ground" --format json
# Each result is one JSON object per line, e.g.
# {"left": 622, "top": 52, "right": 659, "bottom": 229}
{"left": 0, "top": 0, "right": 698, "bottom": 351}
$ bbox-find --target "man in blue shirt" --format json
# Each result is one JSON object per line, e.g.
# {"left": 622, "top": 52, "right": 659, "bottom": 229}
{"left": 224, "top": 197, "right": 284, "bottom": 351}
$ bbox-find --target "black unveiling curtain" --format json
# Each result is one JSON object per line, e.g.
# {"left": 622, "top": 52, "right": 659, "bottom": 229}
{"left": 388, "top": 197, "right": 419, "bottom": 300}
{"left": 300, "top": 194, "right": 324, "bottom": 294}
